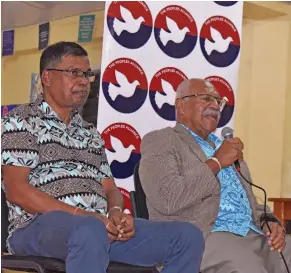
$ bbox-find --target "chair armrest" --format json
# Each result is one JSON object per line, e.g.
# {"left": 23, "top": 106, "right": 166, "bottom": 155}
{"left": 130, "top": 191, "right": 138, "bottom": 218}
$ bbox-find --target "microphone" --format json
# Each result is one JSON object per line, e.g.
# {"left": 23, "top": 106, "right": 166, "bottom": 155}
{"left": 221, "top": 127, "right": 240, "bottom": 171}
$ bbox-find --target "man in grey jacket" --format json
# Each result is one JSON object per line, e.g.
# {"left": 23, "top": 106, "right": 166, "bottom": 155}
{"left": 140, "top": 78, "right": 291, "bottom": 273}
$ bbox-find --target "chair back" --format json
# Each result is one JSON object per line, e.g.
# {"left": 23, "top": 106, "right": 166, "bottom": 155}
{"left": 1, "top": 188, "right": 9, "bottom": 252}
{"left": 133, "top": 162, "right": 149, "bottom": 220}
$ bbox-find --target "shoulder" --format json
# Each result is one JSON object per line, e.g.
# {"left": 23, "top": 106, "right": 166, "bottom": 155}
{"left": 141, "top": 127, "right": 177, "bottom": 150}
{"left": 143, "top": 127, "right": 175, "bottom": 142}
{"left": 1, "top": 103, "right": 39, "bottom": 133}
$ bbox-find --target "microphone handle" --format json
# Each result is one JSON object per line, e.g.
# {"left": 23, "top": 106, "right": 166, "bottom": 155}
{"left": 234, "top": 160, "right": 240, "bottom": 171}
{"left": 224, "top": 134, "right": 241, "bottom": 171}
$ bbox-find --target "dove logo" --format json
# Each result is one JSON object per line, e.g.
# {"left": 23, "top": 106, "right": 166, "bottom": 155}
{"left": 205, "top": 76, "right": 235, "bottom": 128}
{"left": 118, "top": 187, "right": 133, "bottom": 215}
{"left": 101, "top": 123, "right": 141, "bottom": 179}
{"left": 102, "top": 58, "right": 148, "bottom": 113}
{"left": 200, "top": 16, "right": 240, "bottom": 67}
{"left": 154, "top": 5, "right": 198, "bottom": 59}
{"left": 149, "top": 67, "right": 187, "bottom": 121}
{"left": 214, "top": 1, "right": 237, "bottom": 7}
{"left": 107, "top": 1, "right": 153, "bottom": 49}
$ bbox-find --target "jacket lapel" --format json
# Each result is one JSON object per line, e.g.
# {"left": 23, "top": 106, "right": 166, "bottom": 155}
{"left": 173, "top": 123, "right": 207, "bottom": 162}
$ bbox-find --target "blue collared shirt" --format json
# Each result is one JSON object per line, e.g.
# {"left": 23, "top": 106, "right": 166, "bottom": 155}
{"left": 181, "top": 124, "right": 263, "bottom": 236}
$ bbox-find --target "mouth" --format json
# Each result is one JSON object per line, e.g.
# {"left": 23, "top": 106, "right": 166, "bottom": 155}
{"left": 72, "top": 90, "right": 88, "bottom": 97}
{"left": 205, "top": 115, "right": 218, "bottom": 122}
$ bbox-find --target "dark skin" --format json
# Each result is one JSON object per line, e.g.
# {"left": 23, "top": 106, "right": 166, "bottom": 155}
{"left": 176, "top": 79, "right": 286, "bottom": 252}
{"left": 2, "top": 54, "right": 135, "bottom": 243}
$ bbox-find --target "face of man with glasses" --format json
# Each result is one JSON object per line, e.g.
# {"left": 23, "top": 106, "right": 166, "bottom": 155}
{"left": 176, "top": 79, "right": 227, "bottom": 140}
{"left": 44, "top": 55, "right": 95, "bottom": 109}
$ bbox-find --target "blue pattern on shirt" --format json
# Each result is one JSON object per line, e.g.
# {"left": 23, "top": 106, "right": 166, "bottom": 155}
{"left": 181, "top": 124, "right": 263, "bottom": 236}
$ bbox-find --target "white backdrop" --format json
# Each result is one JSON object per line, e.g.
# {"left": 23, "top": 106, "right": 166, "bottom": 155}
{"left": 97, "top": 1, "right": 243, "bottom": 210}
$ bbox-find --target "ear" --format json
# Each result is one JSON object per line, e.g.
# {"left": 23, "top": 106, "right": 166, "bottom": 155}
{"left": 41, "top": 71, "right": 51, "bottom": 87}
{"left": 175, "top": 98, "right": 185, "bottom": 115}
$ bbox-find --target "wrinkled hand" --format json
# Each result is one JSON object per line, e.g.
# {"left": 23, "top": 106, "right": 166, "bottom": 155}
{"left": 264, "top": 222, "right": 286, "bottom": 252}
{"left": 98, "top": 214, "right": 119, "bottom": 242}
{"left": 214, "top": 137, "right": 244, "bottom": 168}
{"left": 108, "top": 208, "right": 135, "bottom": 241}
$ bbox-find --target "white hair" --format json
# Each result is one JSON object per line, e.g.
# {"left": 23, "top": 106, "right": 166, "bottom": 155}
{"left": 176, "top": 79, "right": 191, "bottom": 99}
{"left": 175, "top": 78, "right": 217, "bottom": 100}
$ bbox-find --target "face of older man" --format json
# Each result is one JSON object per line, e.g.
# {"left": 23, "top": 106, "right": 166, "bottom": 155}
{"left": 176, "top": 79, "right": 222, "bottom": 139}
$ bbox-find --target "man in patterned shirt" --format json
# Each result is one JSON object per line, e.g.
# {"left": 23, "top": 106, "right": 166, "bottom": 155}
{"left": 140, "top": 78, "right": 291, "bottom": 273}
{"left": 1, "top": 42, "right": 205, "bottom": 273}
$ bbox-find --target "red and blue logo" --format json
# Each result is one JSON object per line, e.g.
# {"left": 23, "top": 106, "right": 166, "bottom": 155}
{"left": 107, "top": 1, "right": 152, "bottom": 49}
{"left": 205, "top": 76, "right": 235, "bottom": 128}
{"left": 200, "top": 16, "right": 240, "bottom": 67}
{"left": 118, "top": 187, "right": 133, "bottom": 215}
{"left": 149, "top": 67, "right": 187, "bottom": 121}
{"left": 102, "top": 58, "right": 148, "bottom": 114}
{"left": 154, "top": 5, "right": 198, "bottom": 59}
{"left": 102, "top": 123, "right": 141, "bottom": 179}
{"left": 214, "top": 1, "right": 237, "bottom": 7}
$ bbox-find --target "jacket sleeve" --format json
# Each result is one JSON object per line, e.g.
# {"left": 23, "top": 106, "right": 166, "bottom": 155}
{"left": 139, "top": 130, "right": 219, "bottom": 216}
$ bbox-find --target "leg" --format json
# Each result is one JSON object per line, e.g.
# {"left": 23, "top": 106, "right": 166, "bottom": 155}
{"left": 200, "top": 231, "right": 273, "bottom": 273}
{"left": 8, "top": 211, "right": 110, "bottom": 273}
{"left": 277, "top": 235, "right": 291, "bottom": 272}
{"left": 109, "top": 219, "right": 204, "bottom": 273}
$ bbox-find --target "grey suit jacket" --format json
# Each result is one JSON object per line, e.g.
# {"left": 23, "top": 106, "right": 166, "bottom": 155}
{"left": 140, "top": 123, "right": 270, "bottom": 238}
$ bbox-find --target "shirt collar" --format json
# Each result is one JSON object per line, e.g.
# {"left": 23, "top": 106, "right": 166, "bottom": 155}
{"left": 35, "top": 95, "right": 83, "bottom": 127}
{"left": 179, "top": 122, "right": 222, "bottom": 148}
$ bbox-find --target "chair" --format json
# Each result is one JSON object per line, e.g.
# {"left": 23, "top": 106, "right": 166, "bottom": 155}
{"left": 131, "top": 162, "right": 202, "bottom": 273}
{"left": 130, "top": 161, "right": 149, "bottom": 220}
{"left": 1, "top": 189, "right": 157, "bottom": 273}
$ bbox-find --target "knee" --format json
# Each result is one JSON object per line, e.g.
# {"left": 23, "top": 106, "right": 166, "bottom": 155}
{"left": 70, "top": 215, "right": 110, "bottom": 249}
{"left": 177, "top": 222, "right": 205, "bottom": 252}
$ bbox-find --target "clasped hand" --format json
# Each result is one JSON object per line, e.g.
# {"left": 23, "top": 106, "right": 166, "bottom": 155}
{"left": 99, "top": 208, "right": 135, "bottom": 242}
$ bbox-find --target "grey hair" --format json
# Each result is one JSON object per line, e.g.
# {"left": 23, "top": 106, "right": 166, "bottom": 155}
{"left": 40, "top": 41, "right": 88, "bottom": 76}
{"left": 176, "top": 78, "right": 217, "bottom": 100}
{"left": 176, "top": 79, "right": 191, "bottom": 99}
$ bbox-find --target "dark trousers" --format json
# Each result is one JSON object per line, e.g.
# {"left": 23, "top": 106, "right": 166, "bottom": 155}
{"left": 9, "top": 211, "right": 204, "bottom": 273}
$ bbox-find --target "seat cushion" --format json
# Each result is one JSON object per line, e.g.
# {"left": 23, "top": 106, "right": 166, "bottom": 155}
{"left": 1, "top": 255, "right": 158, "bottom": 272}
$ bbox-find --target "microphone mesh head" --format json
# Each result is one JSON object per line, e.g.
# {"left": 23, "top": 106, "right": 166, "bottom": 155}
{"left": 221, "top": 127, "right": 234, "bottom": 139}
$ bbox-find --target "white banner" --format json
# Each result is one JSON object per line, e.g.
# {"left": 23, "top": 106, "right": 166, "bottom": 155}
{"left": 97, "top": 1, "right": 243, "bottom": 212}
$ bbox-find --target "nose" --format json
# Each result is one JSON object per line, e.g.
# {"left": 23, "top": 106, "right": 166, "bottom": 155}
{"left": 209, "top": 98, "right": 220, "bottom": 110}
{"left": 78, "top": 76, "right": 90, "bottom": 86}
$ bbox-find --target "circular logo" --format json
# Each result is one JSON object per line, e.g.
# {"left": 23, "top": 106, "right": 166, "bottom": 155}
{"left": 200, "top": 16, "right": 240, "bottom": 67}
{"left": 214, "top": 1, "right": 237, "bottom": 7}
{"left": 102, "top": 58, "right": 148, "bottom": 114}
{"left": 149, "top": 67, "right": 187, "bottom": 121}
{"left": 102, "top": 123, "right": 141, "bottom": 179}
{"left": 107, "top": 1, "right": 152, "bottom": 49}
{"left": 205, "top": 76, "right": 235, "bottom": 128}
{"left": 154, "top": 5, "right": 198, "bottom": 59}
{"left": 118, "top": 187, "right": 132, "bottom": 215}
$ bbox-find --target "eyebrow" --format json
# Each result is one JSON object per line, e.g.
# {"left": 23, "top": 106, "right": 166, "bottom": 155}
{"left": 66, "top": 66, "right": 92, "bottom": 72}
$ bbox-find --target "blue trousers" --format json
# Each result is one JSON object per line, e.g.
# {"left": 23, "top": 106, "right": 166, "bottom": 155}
{"left": 8, "top": 211, "right": 204, "bottom": 273}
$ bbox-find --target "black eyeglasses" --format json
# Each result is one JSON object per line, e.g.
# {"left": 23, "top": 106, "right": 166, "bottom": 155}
{"left": 47, "top": 69, "right": 96, "bottom": 83}
{"left": 181, "top": 93, "right": 228, "bottom": 111}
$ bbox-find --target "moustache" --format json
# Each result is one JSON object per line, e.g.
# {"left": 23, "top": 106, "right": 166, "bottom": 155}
{"left": 203, "top": 108, "right": 221, "bottom": 120}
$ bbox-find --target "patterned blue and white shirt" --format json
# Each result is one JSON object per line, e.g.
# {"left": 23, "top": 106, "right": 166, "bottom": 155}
{"left": 181, "top": 124, "right": 263, "bottom": 236}
{"left": 1, "top": 96, "right": 112, "bottom": 237}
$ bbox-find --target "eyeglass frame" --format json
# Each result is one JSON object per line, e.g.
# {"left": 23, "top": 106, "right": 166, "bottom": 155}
{"left": 181, "top": 93, "right": 228, "bottom": 111}
{"left": 46, "top": 68, "right": 96, "bottom": 82}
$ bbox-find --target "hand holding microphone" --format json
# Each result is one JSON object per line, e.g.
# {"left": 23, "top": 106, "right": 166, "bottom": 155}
{"left": 213, "top": 127, "right": 244, "bottom": 170}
